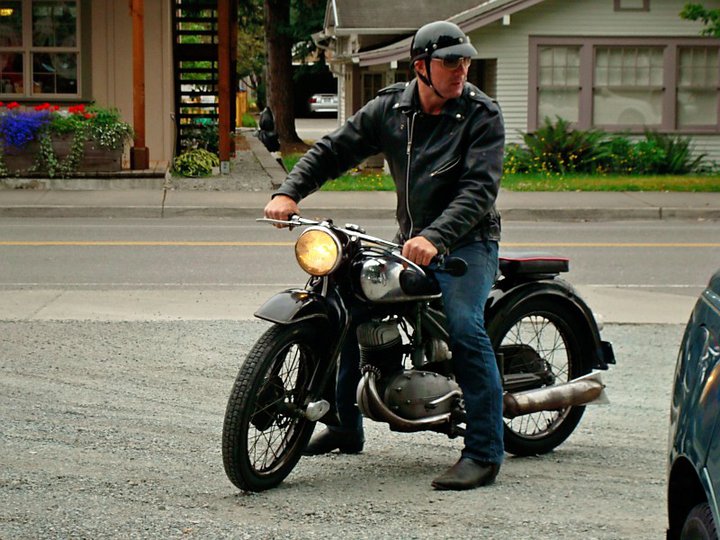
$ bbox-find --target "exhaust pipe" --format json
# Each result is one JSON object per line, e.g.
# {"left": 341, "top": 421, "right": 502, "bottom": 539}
{"left": 356, "top": 371, "right": 457, "bottom": 432}
{"left": 357, "top": 370, "right": 608, "bottom": 428}
{"left": 503, "top": 371, "right": 608, "bottom": 419}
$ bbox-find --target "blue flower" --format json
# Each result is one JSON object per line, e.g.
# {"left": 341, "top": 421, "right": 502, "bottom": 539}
{"left": 0, "top": 109, "right": 52, "bottom": 149}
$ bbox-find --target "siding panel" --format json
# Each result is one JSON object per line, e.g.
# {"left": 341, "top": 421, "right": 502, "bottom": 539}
{"left": 468, "top": 0, "right": 720, "bottom": 160}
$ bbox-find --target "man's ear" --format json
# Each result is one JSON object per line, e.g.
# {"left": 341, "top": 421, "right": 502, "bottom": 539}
{"left": 413, "top": 59, "right": 425, "bottom": 76}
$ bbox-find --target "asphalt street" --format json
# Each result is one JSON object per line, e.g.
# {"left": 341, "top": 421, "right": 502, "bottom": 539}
{"left": 0, "top": 217, "right": 717, "bottom": 325}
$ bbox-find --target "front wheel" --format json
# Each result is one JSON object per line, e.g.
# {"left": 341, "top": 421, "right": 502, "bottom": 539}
{"left": 222, "top": 322, "right": 324, "bottom": 491}
{"left": 488, "top": 297, "right": 591, "bottom": 456}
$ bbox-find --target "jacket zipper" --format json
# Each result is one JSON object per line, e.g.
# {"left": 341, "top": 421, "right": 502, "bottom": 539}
{"left": 405, "top": 111, "right": 417, "bottom": 240}
{"left": 430, "top": 156, "right": 461, "bottom": 177}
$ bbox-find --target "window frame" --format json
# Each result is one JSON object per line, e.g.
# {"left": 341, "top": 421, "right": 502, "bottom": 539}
{"left": 0, "top": 0, "right": 82, "bottom": 101}
{"left": 529, "top": 36, "right": 720, "bottom": 134}
{"left": 613, "top": 0, "right": 650, "bottom": 12}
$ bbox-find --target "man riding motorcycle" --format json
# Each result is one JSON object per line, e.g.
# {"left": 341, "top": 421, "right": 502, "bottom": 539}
{"left": 264, "top": 20, "right": 505, "bottom": 490}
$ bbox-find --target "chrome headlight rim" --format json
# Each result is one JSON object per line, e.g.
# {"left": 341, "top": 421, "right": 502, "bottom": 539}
{"left": 294, "top": 226, "right": 343, "bottom": 276}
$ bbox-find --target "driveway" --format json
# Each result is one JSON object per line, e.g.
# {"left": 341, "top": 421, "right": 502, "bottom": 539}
{"left": 296, "top": 117, "right": 339, "bottom": 143}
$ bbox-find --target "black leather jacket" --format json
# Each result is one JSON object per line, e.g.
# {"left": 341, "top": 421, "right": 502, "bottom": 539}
{"left": 274, "top": 79, "right": 504, "bottom": 253}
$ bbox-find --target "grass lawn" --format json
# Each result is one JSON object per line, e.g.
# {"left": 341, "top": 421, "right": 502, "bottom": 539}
{"left": 281, "top": 154, "right": 720, "bottom": 192}
{"left": 501, "top": 173, "right": 720, "bottom": 192}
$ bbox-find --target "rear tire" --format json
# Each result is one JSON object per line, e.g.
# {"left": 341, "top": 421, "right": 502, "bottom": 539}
{"left": 488, "top": 297, "right": 591, "bottom": 456}
{"left": 681, "top": 503, "right": 718, "bottom": 540}
{"left": 222, "top": 322, "right": 323, "bottom": 491}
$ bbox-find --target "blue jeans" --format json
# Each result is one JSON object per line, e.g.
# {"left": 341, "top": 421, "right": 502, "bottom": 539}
{"left": 332, "top": 240, "right": 504, "bottom": 464}
{"left": 433, "top": 240, "right": 503, "bottom": 464}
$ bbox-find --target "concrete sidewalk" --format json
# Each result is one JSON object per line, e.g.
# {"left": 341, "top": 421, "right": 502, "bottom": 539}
{"left": 1, "top": 185, "right": 719, "bottom": 221}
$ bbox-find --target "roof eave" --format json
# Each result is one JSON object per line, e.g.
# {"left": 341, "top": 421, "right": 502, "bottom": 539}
{"left": 356, "top": 0, "right": 546, "bottom": 66}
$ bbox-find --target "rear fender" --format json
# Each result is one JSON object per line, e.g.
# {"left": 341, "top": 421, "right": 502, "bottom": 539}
{"left": 487, "top": 278, "right": 615, "bottom": 371}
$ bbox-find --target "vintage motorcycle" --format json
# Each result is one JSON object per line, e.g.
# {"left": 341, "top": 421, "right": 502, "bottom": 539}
{"left": 222, "top": 216, "right": 615, "bottom": 492}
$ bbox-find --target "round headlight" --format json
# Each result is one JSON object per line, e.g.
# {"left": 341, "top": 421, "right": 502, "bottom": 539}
{"left": 295, "top": 227, "right": 342, "bottom": 276}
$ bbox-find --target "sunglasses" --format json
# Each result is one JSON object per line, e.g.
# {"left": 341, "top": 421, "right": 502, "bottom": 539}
{"left": 436, "top": 57, "right": 472, "bottom": 70}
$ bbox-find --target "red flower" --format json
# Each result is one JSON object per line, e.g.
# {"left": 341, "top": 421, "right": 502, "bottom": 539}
{"left": 68, "top": 104, "right": 86, "bottom": 115}
{"left": 7, "top": 102, "right": 20, "bottom": 109}
{"left": 0, "top": 101, "right": 4, "bottom": 107}
{"left": 34, "top": 102, "right": 52, "bottom": 111}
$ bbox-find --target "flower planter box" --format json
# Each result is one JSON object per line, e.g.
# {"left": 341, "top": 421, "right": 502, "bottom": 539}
{"left": 3, "top": 135, "right": 122, "bottom": 175}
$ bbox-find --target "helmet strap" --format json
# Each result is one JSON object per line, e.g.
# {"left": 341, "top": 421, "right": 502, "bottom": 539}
{"left": 416, "top": 57, "right": 445, "bottom": 100}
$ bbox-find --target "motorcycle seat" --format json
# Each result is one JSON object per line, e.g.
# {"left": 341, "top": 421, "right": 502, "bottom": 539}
{"left": 499, "top": 252, "right": 569, "bottom": 277}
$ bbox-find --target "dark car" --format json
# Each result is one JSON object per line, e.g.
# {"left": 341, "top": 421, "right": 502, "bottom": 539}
{"left": 668, "top": 269, "right": 720, "bottom": 539}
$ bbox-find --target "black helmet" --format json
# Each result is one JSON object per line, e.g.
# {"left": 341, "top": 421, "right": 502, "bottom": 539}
{"left": 410, "top": 21, "right": 477, "bottom": 63}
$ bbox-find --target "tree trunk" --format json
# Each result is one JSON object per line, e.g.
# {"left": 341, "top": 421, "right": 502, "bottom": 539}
{"left": 264, "top": 0, "right": 303, "bottom": 145}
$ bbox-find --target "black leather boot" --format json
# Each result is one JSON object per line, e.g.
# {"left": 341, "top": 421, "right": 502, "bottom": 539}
{"left": 431, "top": 457, "right": 500, "bottom": 490}
{"left": 303, "top": 428, "right": 364, "bottom": 455}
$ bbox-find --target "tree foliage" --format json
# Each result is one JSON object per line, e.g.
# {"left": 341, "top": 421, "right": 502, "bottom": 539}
{"left": 680, "top": 3, "right": 720, "bottom": 37}
{"left": 239, "top": 0, "right": 326, "bottom": 144}
{"left": 237, "top": 0, "right": 267, "bottom": 106}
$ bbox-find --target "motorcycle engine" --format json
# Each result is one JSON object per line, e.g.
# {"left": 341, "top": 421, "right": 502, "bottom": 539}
{"left": 357, "top": 319, "right": 462, "bottom": 421}
{"left": 381, "top": 370, "right": 461, "bottom": 420}
{"left": 357, "top": 319, "right": 404, "bottom": 376}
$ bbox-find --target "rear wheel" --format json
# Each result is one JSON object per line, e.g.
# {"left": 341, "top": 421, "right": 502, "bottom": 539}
{"left": 681, "top": 503, "right": 717, "bottom": 540}
{"left": 488, "top": 297, "right": 591, "bottom": 456}
{"left": 222, "top": 322, "right": 323, "bottom": 491}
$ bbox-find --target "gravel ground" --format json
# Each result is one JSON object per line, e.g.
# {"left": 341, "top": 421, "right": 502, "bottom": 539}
{"left": 167, "top": 150, "right": 277, "bottom": 193}
{"left": 1, "top": 321, "right": 680, "bottom": 539}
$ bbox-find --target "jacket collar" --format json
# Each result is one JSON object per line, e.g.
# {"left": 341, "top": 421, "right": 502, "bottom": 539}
{"left": 396, "top": 78, "right": 470, "bottom": 121}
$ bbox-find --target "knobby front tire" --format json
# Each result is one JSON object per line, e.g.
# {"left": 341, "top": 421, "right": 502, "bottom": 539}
{"left": 222, "top": 322, "right": 322, "bottom": 492}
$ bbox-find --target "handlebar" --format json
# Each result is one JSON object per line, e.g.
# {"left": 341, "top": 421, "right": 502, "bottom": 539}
{"left": 257, "top": 216, "right": 467, "bottom": 277}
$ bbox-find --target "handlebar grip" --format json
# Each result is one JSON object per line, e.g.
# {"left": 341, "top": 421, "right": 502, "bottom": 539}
{"left": 442, "top": 257, "right": 468, "bottom": 277}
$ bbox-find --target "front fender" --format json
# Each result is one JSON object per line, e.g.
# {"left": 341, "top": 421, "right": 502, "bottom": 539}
{"left": 487, "top": 278, "right": 615, "bottom": 370}
{"left": 255, "top": 289, "right": 334, "bottom": 326}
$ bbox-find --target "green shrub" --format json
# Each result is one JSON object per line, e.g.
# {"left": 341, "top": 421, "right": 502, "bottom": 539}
{"left": 241, "top": 113, "right": 256, "bottom": 128}
{"left": 520, "top": 117, "right": 608, "bottom": 174}
{"left": 506, "top": 119, "right": 709, "bottom": 177}
{"left": 503, "top": 143, "right": 533, "bottom": 174}
{"left": 181, "top": 123, "right": 219, "bottom": 154}
{"left": 642, "top": 130, "right": 706, "bottom": 174}
{"left": 172, "top": 148, "right": 220, "bottom": 177}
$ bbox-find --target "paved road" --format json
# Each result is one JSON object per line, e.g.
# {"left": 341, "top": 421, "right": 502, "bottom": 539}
{"left": 296, "top": 117, "right": 339, "bottom": 142}
{"left": 0, "top": 217, "right": 716, "bottom": 324}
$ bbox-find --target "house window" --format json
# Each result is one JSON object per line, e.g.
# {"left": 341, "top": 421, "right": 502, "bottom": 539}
{"left": 0, "top": 0, "right": 80, "bottom": 98}
{"left": 614, "top": 0, "right": 649, "bottom": 11}
{"left": 538, "top": 46, "right": 580, "bottom": 123}
{"left": 530, "top": 37, "right": 720, "bottom": 133}
{"left": 593, "top": 46, "right": 663, "bottom": 126}
{"left": 678, "top": 47, "right": 719, "bottom": 128}
{"left": 362, "top": 72, "right": 384, "bottom": 103}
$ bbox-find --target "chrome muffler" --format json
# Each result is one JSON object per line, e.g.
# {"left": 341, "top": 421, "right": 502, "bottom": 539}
{"left": 502, "top": 371, "right": 608, "bottom": 418}
{"left": 357, "top": 370, "right": 608, "bottom": 428}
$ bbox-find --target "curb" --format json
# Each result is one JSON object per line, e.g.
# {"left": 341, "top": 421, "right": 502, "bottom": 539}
{"left": 2, "top": 205, "right": 718, "bottom": 221}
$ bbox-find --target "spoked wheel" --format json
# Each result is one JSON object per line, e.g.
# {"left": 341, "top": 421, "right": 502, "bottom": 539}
{"left": 488, "top": 297, "right": 591, "bottom": 456}
{"left": 222, "top": 322, "right": 323, "bottom": 492}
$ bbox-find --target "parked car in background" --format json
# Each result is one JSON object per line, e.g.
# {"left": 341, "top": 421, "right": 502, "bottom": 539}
{"left": 308, "top": 93, "right": 338, "bottom": 115}
{"left": 668, "top": 269, "right": 720, "bottom": 540}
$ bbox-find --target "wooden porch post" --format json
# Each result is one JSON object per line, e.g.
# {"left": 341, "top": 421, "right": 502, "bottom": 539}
{"left": 217, "top": 0, "right": 232, "bottom": 172}
{"left": 130, "top": 0, "right": 149, "bottom": 170}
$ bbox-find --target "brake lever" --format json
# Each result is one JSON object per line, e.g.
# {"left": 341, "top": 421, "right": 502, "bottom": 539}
{"left": 256, "top": 215, "right": 303, "bottom": 230}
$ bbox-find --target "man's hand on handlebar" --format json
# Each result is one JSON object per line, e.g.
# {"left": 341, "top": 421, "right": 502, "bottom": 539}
{"left": 402, "top": 236, "right": 438, "bottom": 267}
{"left": 264, "top": 195, "right": 300, "bottom": 228}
